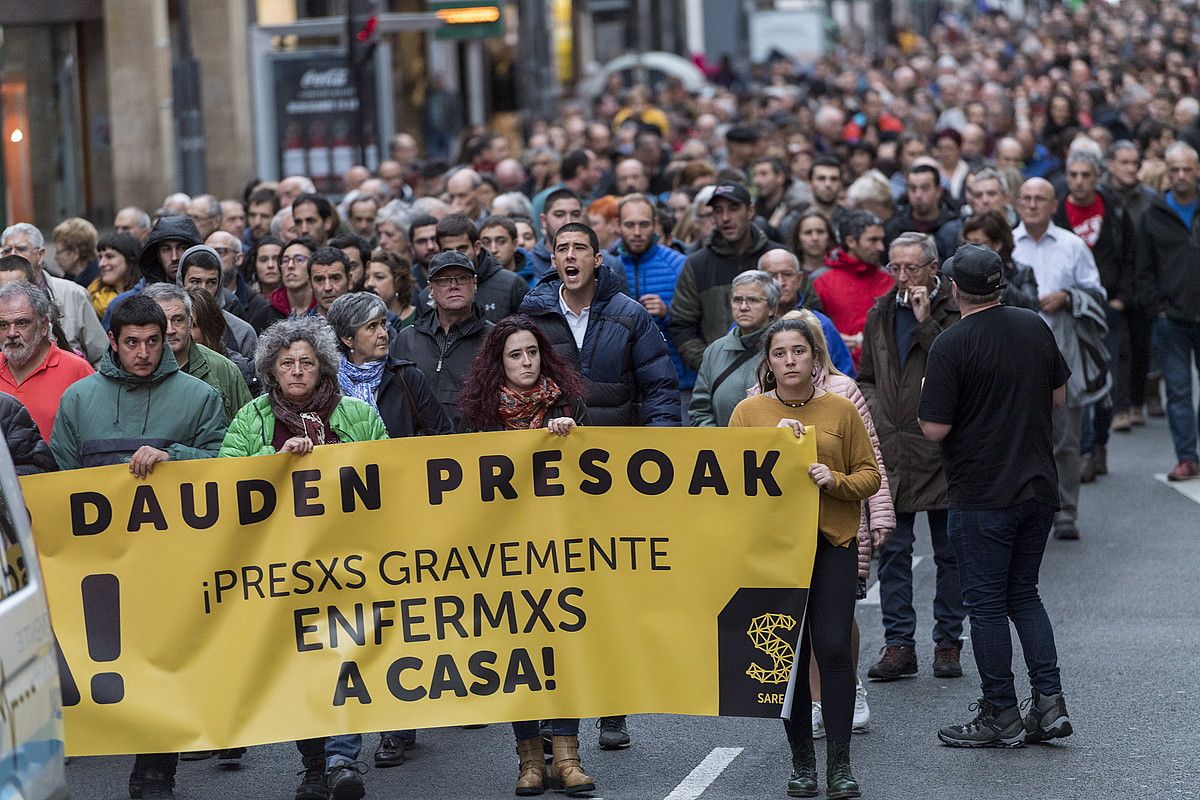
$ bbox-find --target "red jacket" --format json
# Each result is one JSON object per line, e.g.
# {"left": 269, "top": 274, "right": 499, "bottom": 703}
{"left": 813, "top": 249, "right": 895, "bottom": 366}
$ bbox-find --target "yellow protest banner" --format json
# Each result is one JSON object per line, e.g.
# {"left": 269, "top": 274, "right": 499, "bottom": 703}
{"left": 21, "top": 427, "right": 818, "bottom": 756}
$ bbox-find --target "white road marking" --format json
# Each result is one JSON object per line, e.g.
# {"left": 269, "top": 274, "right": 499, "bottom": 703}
{"left": 860, "top": 556, "right": 923, "bottom": 606}
{"left": 1155, "top": 474, "right": 1200, "bottom": 504}
{"left": 662, "top": 747, "right": 743, "bottom": 800}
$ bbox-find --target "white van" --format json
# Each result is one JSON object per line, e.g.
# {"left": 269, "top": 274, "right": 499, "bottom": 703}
{"left": 0, "top": 437, "right": 67, "bottom": 800}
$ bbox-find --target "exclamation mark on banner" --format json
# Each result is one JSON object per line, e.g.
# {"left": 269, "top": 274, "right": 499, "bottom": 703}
{"left": 81, "top": 573, "right": 124, "bottom": 704}
{"left": 542, "top": 647, "right": 556, "bottom": 690}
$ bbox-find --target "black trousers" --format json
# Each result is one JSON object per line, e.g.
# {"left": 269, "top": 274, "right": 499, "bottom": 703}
{"left": 783, "top": 535, "right": 858, "bottom": 745}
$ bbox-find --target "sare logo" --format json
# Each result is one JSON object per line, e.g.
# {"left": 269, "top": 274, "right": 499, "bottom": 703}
{"left": 745, "top": 612, "right": 796, "bottom": 704}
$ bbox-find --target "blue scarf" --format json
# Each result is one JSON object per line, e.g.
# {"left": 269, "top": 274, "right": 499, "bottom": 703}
{"left": 338, "top": 356, "right": 386, "bottom": 409}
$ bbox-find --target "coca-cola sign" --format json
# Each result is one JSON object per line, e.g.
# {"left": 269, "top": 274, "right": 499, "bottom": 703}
{"left": 299, "top": 67, "right": 350, "bottom": 90}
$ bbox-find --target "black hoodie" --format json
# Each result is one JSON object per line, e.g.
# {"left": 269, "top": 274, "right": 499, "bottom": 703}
{"left": 139, "top": 215, "right": 203, "bottom": 284}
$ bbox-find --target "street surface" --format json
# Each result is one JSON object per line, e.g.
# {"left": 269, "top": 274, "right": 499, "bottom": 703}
{"left": 65, "top": 415, "right": 1199, "bottom": 799}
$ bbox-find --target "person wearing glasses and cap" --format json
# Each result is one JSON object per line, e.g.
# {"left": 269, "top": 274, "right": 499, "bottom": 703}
{"left": 390, "top": 250, "right": 494, "bottom": 429}
{"left": 857, "top": 232, "right": 967, "bottom": 685}
{"left": 918, "top": 243, "right": 1073, "bottom": 750}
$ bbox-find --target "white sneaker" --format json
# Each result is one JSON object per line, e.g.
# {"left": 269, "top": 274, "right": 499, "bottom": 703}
{"left": 853, "top": 680, "right": 870, "bottom": 733}
{"left": 811, "top": 701, "right": 826, "bottom": 738}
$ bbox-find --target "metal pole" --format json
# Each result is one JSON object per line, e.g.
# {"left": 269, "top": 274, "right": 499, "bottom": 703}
{"left": 173, "top": 0, "right": 207, "bottom": 195}
{"left": 346, "top": 1, "right": 367, "bottom": 168}
{"left": 518, "top": 0, "right": 556, "bottom": 121}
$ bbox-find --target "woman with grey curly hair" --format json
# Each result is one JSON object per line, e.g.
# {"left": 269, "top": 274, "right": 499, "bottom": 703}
{"left": 218, "top": 315, "right": 387, "bottom": 459}
{"left": 216, "top": 314, "right": 388, "bottom": 798}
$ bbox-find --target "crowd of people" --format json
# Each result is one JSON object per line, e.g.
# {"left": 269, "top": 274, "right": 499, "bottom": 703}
{"left": 4, "top": 1, "right": 1200, "bottom": 797}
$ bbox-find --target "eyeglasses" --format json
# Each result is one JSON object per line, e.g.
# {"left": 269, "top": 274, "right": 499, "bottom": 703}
{"left": 731, "top": 295, "right": 768, "bottom": 306}
{"left": 280, "top": 255, "right": 310, "bottom": 267}
{"left": 430, "top": 274, "right": 474, "bottom": 287}
{"left": 0, "top": 244, "right": 38, "bottom": 256}
{"left": 885, "top": 259, "right": 935, "bottom": 276}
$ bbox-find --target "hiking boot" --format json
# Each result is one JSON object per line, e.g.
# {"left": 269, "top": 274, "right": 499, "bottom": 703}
{"left": 597, "top": 715, "right": 630, "bottom": 749}
{"left": 825, "top": 741, "right": 861, "bottom": 799}
{"left": 327, "top": 762, "right": 366, "bottom": 800}
{"left": 1022, "top": 690, "right": 1073, "bottom": 743}
{"left": 932, "top": 642, "right": 963, "bottom": 678}
{"left": 938, "top": 699, "right": 1025, "bottom": 748}
{"left": 549, "top": 736, "right": 596, "bottom": 796}
{"left": 787, "top": 735, "right": 818, "bottom": 797}
{"left": 1110, "top": 412, "right": 1132, "bottom": 432}
{"left": 852, "top": 681, "right": 870, "bottom": 732}
{"left": 1094, "top": 444, "right": 1108, "bottom": 475}
{"left": 1129, "top": 407, "right": 1146, "bottom": 426}
{"left": 374, "top": 734, "right": 405, "bottom": 768}
{"left": 516, "top": 737, "right": 547, "bottom": 796}
{"left": 139, "top": 769, "right": 175, "bottom": 800}
{"left": 217, "top": 748, "right": 246, "bottom": 767}
{"left": 179, "top": 750, "right": 213, "bottom": 761}
{"left": 295, "top": 759, "right": 329, "bottom": 800}
{"left": 867, "top": 645, "right": 917, "bottom": 681}
{"left": 811, "top": 701, "right": 825, "bottom": 739}
{"left": 1079, "top": 453, "right": 1099, "bottom": 483}
{"left": 1168, "top": 460, "right": 1200, "bottom": 481}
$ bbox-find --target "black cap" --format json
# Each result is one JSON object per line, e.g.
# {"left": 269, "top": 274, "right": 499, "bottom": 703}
{"left": 707, "top": 182, "right": 753, "bottom": 207}
{"left": 427, "top": 250, "right": 477, "bottom": 278}
{"left": 941, "top": 244, "right": 1005, "bottom": 295}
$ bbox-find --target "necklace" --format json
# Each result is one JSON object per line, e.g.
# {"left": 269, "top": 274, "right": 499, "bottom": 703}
{"left": 773, "top": 385, "right": 817, "bottom": 408}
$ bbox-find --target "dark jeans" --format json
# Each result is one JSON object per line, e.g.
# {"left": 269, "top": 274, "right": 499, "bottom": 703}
{"left": 1128, "top": 307, "right": 1154, "bottom": 407}
{"left": 513, "top": 719, "right": 579, "bottom": 740}
{"left": 131, "top": 753, "right": 178, "bottom": 779}
{"left": 784, "top": 536, "right": 857, "bottom": 744}
{"left": 949, "top": 499, "right": 1062, "bottom": 711}
{"left": 1154, "top": 317, "right": 1200, "bottom": 463}
{"left": 878, "top": 509, "right": 964, "bottom": 648}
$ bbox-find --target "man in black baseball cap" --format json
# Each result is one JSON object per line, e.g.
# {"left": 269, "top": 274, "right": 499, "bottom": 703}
{"left": 918, "top": 241, "right": 1074, "bottom": 750}
{"left": 390, "top": 248, "right": 491, "bottom": 428}
{"left": 669, "top": 183, "right": 787, "bottom": 371}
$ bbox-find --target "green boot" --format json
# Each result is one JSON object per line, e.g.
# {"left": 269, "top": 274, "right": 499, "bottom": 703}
{"left": 825, "top": 740, "right": 861, "bottom": 799}
{"left": 787, "top": 735, "right": 818, "bottom": 797}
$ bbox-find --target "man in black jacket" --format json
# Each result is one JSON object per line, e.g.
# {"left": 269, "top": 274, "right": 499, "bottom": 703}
{"left": 520, "top": 221, "right": 681, "bottom": 751}
{"left": 391, "top": 251, "right": 493, "bottom": 428}
{"left": 1136, "top": 142, "right": 1200, "bottom": 481}
{"left": 885, "top": 164, "right": 963, "bottom": 262}
{"left": 0, "top": 393, "right": 56, "bottom": 474}
{"left": 414, "top": 214, "right": 529, "bottom": 323}
{"left": 1052, "top": 150, "right": 1134, "bottom": 480}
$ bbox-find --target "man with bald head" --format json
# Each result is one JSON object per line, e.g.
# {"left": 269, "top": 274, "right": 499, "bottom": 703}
{"left": 115, "top": 207, "right": 152, "bottom": 244}
{"left": 758, "top": 249, "right": 854, "bottom": 375}
{"left": 378, "top": 159, "right": 410, "bottom": 201}
{"left": 188, "top": 195, "right": 222, "bottom": 240}
{"left": 614, "top": 158, "right": 650, "bottom": 195}
{"left": 278, "top": 175, "right": 316, "bottom": 208}
{"left": 446, "top": 168, "right": 486, "bottom": 223}
{"left": 995, "top": 137, "right": 1025, "bottom": 172}
{"left": 207, "top": 230, "right": 271, "bottom": 330}
{"left": 342, "top": 165, "right": 370, "bottom": 194}
{"left": 494, "top": 159, "right": 527, "bottom": 193}
{"left": 219, "top": 200, "right": 246, "bottom": 241}
{"left": 1013, "top": 177, "right": 1106, "bottom": 541}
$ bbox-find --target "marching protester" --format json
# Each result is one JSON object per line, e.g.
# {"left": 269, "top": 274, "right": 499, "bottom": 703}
{"left": 415, "top": 213, "right": 529, "bottom": 323}
{"left": 456, "top": 314, "right": 597, "bottom": 796}
{"left": 858, "top": 233, "right": 965, "bottom": 682}
{"left": 362, "top": 250, "right": 419, "bottom": 335}
{"left": 89, "top": 232, "right": 142, "bottom": 321}
{"left": 49, "top": 294, "right": 226, "bottom": 800}
{"left": 813, "top": 211, "right": 894, "bottom": 367}
{"left": 918, "top": 243, "right": 1073, "bottom": 748}
{"left": 729, "top": 317, "right": 881, "bottom": 798}
{"left": 217, "top": 316, "right": 387, "bottom": 800}
{"left": 0, "top": 392, "right": 56, "bottom": 474}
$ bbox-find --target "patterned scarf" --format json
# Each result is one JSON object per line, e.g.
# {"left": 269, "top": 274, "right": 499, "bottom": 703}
{"left": 338, "top": 356, "right": 386, "bottom": 410}
{"left": 270, "top": 376, "right": 342, "bottom": 444}
{"left": 497, "top": 376, "right": 563, "bottom": 430}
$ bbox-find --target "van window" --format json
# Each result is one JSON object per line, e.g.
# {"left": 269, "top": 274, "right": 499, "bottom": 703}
{"left": 0, "top": 488, "right": 28, "bottom": 599}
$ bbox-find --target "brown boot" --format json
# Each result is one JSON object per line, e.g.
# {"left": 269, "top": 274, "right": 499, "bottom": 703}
{"left": 515, "top": 737, "right": 546, "bottom": 796}
{"left": 549, "top": 735, "right": 596, "bottom": 796}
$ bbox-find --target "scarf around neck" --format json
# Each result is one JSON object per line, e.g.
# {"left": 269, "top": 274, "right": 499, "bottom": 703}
{"left": 497, "top": 376, "right": 563, "bottom": 430}
{"left": 338, "top": 356, "right": 386, "bottom": 409}
{"left": 270, "top": 376, "right": 342, "bottom": 445}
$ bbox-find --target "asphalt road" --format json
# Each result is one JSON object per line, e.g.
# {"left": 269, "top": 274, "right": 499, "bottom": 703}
{"left": 64, "top": 414, "right": 1199, "bottom": 799}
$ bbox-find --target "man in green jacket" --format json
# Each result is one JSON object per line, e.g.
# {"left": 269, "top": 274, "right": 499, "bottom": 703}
{"left": 48, "top": 294, "right": 224, "bottom": 799}
{"left": 143, "top": 283, "right": 252, "bottom": 425}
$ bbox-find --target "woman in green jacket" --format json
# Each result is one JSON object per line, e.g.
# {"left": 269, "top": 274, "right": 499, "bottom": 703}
{"left": 218, "top": 315, "right": 386, "bottom": 800}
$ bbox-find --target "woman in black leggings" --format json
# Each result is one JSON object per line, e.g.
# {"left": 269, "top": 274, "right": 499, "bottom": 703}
{"left": 729, "top": 319, "right": 881, "bottom": 798}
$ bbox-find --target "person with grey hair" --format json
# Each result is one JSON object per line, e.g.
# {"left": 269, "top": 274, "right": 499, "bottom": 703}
{"left": 859, "top": 231, "right": 966, "bottom": 683}
{"left": 689, "top": 270, "right": 780, "bottom": 426}
{"left": 218, "top": 313, "right": 386, "bottom": 800}
{"left": 757, "top": 249, "right": 856, "bottom": 376}
{"left": 142, "top": 282, "right": 250, "bottom": 425}
{"left": 491, "top": 191, "right": 534, "bottom": 220}
{"left": 1053, "top": 147, "right": 1135, "bottom": 480}
{"left": 964, "top": 167, "right": 1016, "bottom": 226}
{"left": 187, "top": 194, "right": 223, "bottom": 241}
{"left": 2, "top": 222, "right": 107, "bottom": 364}
{"left": 446, "top": 167, "right": 487, "bottom": 222}
{"left": 162, "top": 192, "right": 191, "bottom": 215}
{"left": 114, "top": 206, "right": 152, "bottom": 244}
{"left": 845, "top": 172, "right": 895, "bottom": 222}
{"left": 0, "top": 280, "right": 93, "bottom": 446}
{"left": 270, "top": 206, "right": 298, "bottom": 241}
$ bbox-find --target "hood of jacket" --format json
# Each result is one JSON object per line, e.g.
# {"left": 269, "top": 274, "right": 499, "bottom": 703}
{"left": 475, "top": 248, "right": 503, "bottom": 283}
{"left": 707, "top": 224, "right": 773, "bottom": 259}
{"left": 825, "top": 247, "right": 880, "bottom": 276}
{"left": 139, "top": 215, "right": 202, "bottom": 284}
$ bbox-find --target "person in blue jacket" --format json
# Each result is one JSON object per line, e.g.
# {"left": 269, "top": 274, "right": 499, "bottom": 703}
{"left": 612, "top": 194, "right": 696, "bottom": 390}
{"left": 526, "top": 188, "right": 629, "bottom": 294}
